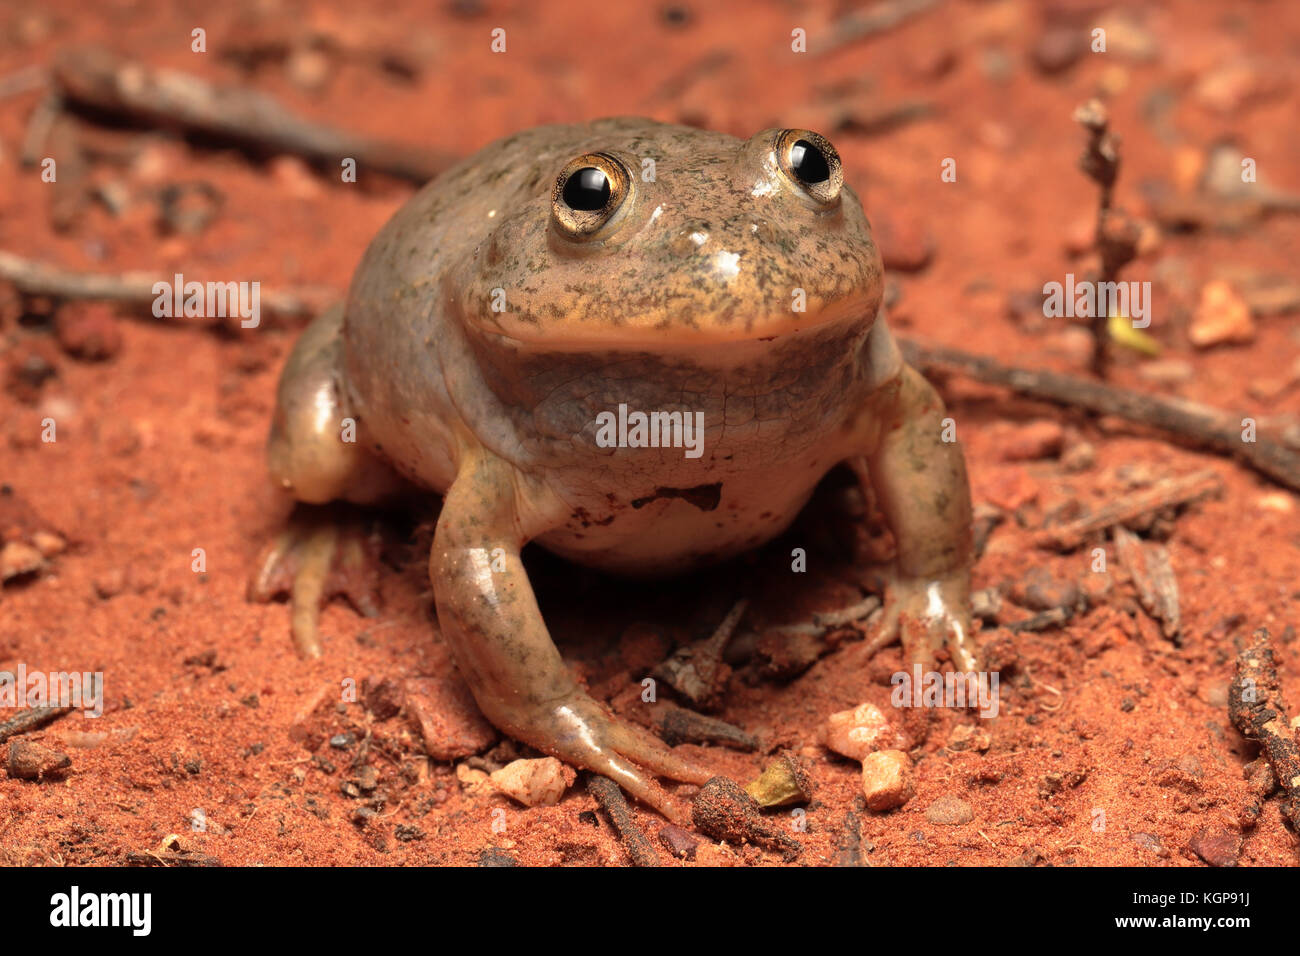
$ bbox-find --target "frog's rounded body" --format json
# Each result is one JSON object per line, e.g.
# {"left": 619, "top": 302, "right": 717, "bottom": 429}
{"left": 335, "top": 118, "right": 897, "bottom": 573}
{"left": 261, "top": 118, "right": 974, "bottom": 821}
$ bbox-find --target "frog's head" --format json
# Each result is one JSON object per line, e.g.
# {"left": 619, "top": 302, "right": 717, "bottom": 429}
{"left": 458, "top": 121, "right": 883, "bottom": 349}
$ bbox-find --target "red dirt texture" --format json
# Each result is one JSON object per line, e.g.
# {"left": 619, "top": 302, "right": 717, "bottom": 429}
{"left": 2, "top": 0, "right": 1299, "bottom": 868}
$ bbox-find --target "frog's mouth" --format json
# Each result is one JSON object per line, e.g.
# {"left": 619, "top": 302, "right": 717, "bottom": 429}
{"left": 464, "top": 290, "right": 881, "bottom": 352}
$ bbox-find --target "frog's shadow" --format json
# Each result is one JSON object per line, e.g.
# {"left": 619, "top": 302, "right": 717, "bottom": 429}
{"left": 519, "top": 463, "right": 879, "bottom": 674}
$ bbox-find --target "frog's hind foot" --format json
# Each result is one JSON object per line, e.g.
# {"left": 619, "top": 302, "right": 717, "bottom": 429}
{"left": 249, "top": 504, "right": 384, "bottom": 659}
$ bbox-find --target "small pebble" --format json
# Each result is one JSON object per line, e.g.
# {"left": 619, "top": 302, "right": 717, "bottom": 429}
{"left": 94, "top": 568, "right": 126, "bottom": 599}
{"left": 455, "top": 762, "right": 491, "bottom": 795}
{"left": 406, "top": 676, "right": 497, "bottom": 760}
{"left": 351, "top": 764, "right": 380, "bottom": 793}
{"left": 976, "top": 466, "right": 1038, "bottom": 511}
{"left": 1175, "top": 753, "right": 1203, "bottom": 778}
{"left": 55, "top": 305, "right": 123, "bottom": 361}
{"left": 488, "top": 757, "right": 573, "bottom": 807}
{"left": 693, "top": 843, "right": 738, "bottom": 867}
{"left": 269, "top": 155, "right": 323, "bottom": 200}
{"left": 822, "top": 702, "right": 907, "bottom": 761}
{"left": 1012, "top": 566, "right": 1080, "bottom": 612}
{"left": 947, "top": 724, "right": 991, "bottom": 752}
{"left": 1137, "top": 358, "right": 1194, "bottom": 385}
{"left": 924, "top": 794, "right": 974, "bottom": 825}
{"left": 1190, "top": 280, "right": 1255, "bottom": 348}
{"left": 861, "top": 750, "right": 914, "bottom": 811}
{"left": 1032, "top": 26, "right": 1085, "bottom": 74}
{"left": 658, "top": 824, "right": 700, "bottom": 861}
{"left": 1060, "top": 440, "right": 1096, "bottom": 472}
{"left": 362, "top": 677, "right": 403, "bottom": 720}
{"left": 31, "top": 531, "right": 67, "bottom": 558}
{"left": 7, "top": 739, "right": 72, "bottom": 780}
{"left": 0, "top": 541, "right": 45, "bottom": 580}
{"left": 996, "top": 420, "right": 1064, "bottom": 462}
{"left": 873, "top": 208, "right": 935, "bottom": 272}
{"left": 1189, "top": 826, "right": 1241, "bottom": 867}
{"left": 1131, "top": 832, "right": 1164, "bottom": 855}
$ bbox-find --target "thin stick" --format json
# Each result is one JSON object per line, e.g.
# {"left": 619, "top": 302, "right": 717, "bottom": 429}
{"left": 901, "top": 338, "right": 1300, "bottom": 493}
{"left": 1033, "top": 470, "right": 1222, "bottom": 551}
{"left": 0, "top": 250, "right": 331, "bottom": 320}
{"left": 1074, "top": 99, "right": 1137, "bottom": 379}
{"left": 1229, "top": 628, "right": 1300, "bottom": 830}
{"left": 0, "top": 64, "right": 49, "bottom": 101}
{"left": 657, "top": 704, "right": 759, "bottom": 751}
{"left": 587, "top": 775, "right": 660, "bottom": 867}
{"left": 1113, "top": 527, "right": 1181, "bottom": 640}
{"left": 51, "top": 47, "right": 451, "bottom": 184}
{"left": 816, "top": 0, "right": 941, "bottom": 56}
{"left": 653, "top": 599, "right": 747, "bottom": 709}
{"left": 0, "top": 706, "right": 72, "bottom": 745}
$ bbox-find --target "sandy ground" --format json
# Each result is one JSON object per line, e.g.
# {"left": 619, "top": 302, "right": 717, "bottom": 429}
{"left": 1, "top": 0, "right": 1298, "bottom": 866}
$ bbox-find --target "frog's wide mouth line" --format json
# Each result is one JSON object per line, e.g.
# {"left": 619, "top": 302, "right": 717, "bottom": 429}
{"left": 465, "top": 299, "right": 878, "bottom": 351}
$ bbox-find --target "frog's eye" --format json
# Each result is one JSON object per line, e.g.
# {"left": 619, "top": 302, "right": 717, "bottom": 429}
{"left": 774, "top": 129, "right": 843, "bottom": 208}
{"left": 551, "top": 152, "right": 632, "bottom": 240}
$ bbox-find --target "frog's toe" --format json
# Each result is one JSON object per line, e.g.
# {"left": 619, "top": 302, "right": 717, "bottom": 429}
{"left": 249, "top": 505, "right": 384, "bottom": 659}
{"left": 894, "top": 590, "right": 977, "bottom": 671}
{"left": 863, "top": 565, "right": 980, "bottom": 673}
{"left": 577, "top": 746, "right": 693, "bottom": 826}
{"left": 603, "top": 715, "right": 716, "bottom": 786}
{"left": 503, "top": 692, "right": 713, "bottom": 825}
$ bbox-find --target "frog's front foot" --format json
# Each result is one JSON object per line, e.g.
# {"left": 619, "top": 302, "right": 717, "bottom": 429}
{"left": 873, "top": 567, "right": 978, "bottom": 673}
{"left": 248, "top": 504, "right": 384, "bottom": 659}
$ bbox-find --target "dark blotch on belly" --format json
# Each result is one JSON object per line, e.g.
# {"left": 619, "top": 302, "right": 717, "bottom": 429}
{"left": 631, "top": 483, "right": 723, "bottom": 512}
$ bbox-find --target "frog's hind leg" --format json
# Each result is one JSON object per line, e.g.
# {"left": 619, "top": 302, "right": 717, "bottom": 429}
{"left": 250, "top": 305, "right": 407, "bottom": 658}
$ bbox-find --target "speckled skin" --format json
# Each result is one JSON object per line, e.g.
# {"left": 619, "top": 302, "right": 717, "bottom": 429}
{"left": 262, "top": 118, "right": 975, "bottom": 821}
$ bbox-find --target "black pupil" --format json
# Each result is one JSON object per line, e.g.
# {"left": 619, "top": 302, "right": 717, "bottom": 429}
{"left": 563, "top": 167, "right": 611, "bottom": 211}
{"left": 790, "top": 139, "right": 830, "bottom": 184}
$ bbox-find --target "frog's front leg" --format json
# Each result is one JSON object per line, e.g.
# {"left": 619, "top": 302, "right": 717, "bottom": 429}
{"left": 863, "top": 363, "right": 977, "bottom": 672}
{"left": 431, "top": 450, "right": 713, "bottom": 824}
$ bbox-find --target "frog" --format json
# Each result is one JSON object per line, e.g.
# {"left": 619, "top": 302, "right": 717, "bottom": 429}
{"left": 250, "top": 117, "right": 976, "bottom": 824}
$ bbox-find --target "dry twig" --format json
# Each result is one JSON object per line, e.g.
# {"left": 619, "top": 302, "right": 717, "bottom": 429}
{"left": 1074, "top": 99, "right": 1139, "bottom": 378}
{"left": 0, "top": 250, "right": 332, "bottom": 321}
{"left": 1033, "top": 470, "right": 1222, "bottom": 551}
{"left": 1112, "top": 526, "right": 1181, "bottom": 640}
{"left": 1228, "top": 628, "right": 1300, "bottom": 831}
{"left": 587, "top": 774, "right": 660, "bottom": 867}
{"left": 51, "top": 47, "right": 450, "bottom": 184}
{"left": 902, "top": 338, "right": 1300, "bottom": 493}
{"left": 816, "top": 0, "right": 941, "bottom": 55}
{"left": 0, "top": 706, "right": 73, "bottom": 745}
